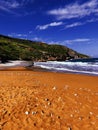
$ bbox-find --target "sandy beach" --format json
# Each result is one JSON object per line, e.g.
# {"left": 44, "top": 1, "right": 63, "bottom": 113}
{"left": 0, "top": 67, "right": 98, "bottom": 130}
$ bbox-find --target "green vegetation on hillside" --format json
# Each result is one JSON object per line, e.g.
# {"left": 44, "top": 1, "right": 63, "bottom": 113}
{"left": 0, "top": 35, "right": 89, "bottom": 63}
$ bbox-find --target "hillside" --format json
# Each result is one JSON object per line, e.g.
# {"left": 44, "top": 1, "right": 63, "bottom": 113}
{"left": 0, "top": 34, "right": 89, "bottom": 63}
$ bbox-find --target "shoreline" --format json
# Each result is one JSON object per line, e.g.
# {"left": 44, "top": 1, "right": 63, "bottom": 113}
{"left": 0, "top": 59, "right": 98, "bottom": 76}
{"left": 0, "top": 65, "right": 98, "bottom": 77}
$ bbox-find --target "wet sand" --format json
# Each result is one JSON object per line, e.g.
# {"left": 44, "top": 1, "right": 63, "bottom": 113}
{"left": 0, "top": 67, "right": 98, "bottom": 130}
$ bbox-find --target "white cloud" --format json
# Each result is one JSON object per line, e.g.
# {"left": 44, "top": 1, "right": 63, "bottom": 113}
{"left": 8, "top": 33, "right": 27, "bottom": 38}
{"left": 37, "top": 38, "right": 91, "bottom": 45}
{"left": 71, "top": 39, "right": 91, "bottom": 42}
{"left": 8, "top": 1, "right": 20, "bottom": 9}
{"left": 36, "top": 21, "right": 63, "bottom": 30}
{"left": 0, "top": 0, "right": 34, "bottom": 14}
{"left": 64, "top": 38, "right": 91, "bottom": 44}
{"left": 65, "top": 18, "right": 98, "bottom": 29}
{"left": 48, "top": 0, "right": 98, "bottom": 20}
{"left": 0, "top": 1, "right": 20, "bottom": 11}
{"left": 86, "top": 18, "right": 98, "bottom": 23}
{"left": 65, "top": 22, "right": 84, "bottom": 28}
{"left": 0, "top": 5, "right": 13, "bottom": 13}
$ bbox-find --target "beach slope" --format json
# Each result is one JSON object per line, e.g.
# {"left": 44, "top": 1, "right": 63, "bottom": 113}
{"left": 0, "top": 67, "right": 98, "bottom": 130}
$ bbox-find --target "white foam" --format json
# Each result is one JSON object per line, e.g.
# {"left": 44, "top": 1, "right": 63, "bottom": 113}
{"left": 0, "top": 60, "right": 33, "bottom": 68}
{"left": 34, "top": 61, "right": 98, "bottom": 75}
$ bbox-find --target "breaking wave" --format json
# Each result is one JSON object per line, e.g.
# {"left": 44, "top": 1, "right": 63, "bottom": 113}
{"left": 34, "top": 58, "right": 98, "bottom": 75}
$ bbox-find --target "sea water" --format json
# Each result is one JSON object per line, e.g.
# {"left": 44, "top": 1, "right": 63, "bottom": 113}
{"left": 34, "top": 58, "right": 98, "bottom": 76}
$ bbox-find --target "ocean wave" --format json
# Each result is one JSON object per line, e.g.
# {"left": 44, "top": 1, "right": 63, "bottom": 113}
{"left": 34, "top": 60, "right": 98, "bottom": 75}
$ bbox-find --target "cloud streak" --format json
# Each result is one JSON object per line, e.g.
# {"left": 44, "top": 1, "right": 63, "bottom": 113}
{"left": 48, "top": 0, "right": 98, "bottom": 20}
{"left": 63, "top": 38, "right": 91, "bottom": 45}
{"left": 0, "top": 0, "right": 34, "bottom": 14}
{"left": 0, "top": 1, "right": 20, "bottom": 14}
{"left": 65, "top": 18, "right": 98, "bottom": 29}
{"left": 36, "top": 21, "right": 63, "bottom": 30}
{"left": 0, "top": 1, "right": 20, "bottom": 11}
{"left": 8, "top": 33, "right": 28, "bottom": 39}
{"left": 65, "top": 22, "right": 84, "bottom": 28}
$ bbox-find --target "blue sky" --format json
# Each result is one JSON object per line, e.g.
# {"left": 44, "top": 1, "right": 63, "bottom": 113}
{"left": 0, "top": 0, "right": 98, "bottom": 57}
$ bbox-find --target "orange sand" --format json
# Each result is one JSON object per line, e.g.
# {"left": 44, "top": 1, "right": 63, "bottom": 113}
{"left": 0, "top": 67, "right": 98, "bottom": 130}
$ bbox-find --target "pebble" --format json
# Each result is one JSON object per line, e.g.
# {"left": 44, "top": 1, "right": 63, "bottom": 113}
{"left": 41, "top": 110, "right": 44, "bottom": 115}
{"left": 32, "top": 111, "right": 37, "bottom": 115}
{"left": 25, "top": 111, "right": 29, "bottom": 115}
{"left": 45, "top": 98, "right": 49, "bottom": 101}
{"left": 70, "top": 114, "right": 73, "bottom": 117}
{"left": 74, "top": 93, "right": 78, "bottom": 96}
{"left": 79, "top": 117, "right": 83, "bottom": 120}
{"left": 48, "top": 102, "right": 51, "bottom": 106}
{"left": 89, "top": 112, "right": 93, "bottom": 115}
{"left": 35, "top": 97, "right": 38, "bottom": 100}
{"left": 50, "top": 113, "right": 53, "bottom": 117}
{"left": 57, "top": 116, "right": 60, "bottom": 119}
{"left": 53, "top": 86, "right": 56, "bottom": 90}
